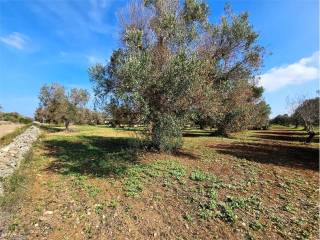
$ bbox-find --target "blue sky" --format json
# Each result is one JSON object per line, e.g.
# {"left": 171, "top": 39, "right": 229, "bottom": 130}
{"left": 0, "top": 0, "right": 319, "bottom": 118}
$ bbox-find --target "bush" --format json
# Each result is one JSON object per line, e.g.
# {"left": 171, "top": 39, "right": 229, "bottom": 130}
{"left": 149, "top": 114, "right": 183, "bottom": 152}
{"left": 0, "top": 112, "right": 33, "bottom": 124}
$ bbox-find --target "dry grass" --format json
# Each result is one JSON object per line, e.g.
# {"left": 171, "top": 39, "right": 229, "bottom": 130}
{"left": 0, "top": 124, "right": 29, "bottom": 147}
{"left": 0, "top": 125, "right": 318, "bottom": 239}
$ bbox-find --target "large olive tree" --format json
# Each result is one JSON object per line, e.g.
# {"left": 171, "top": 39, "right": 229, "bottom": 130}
{"left": 89, "top": 0, "right": 265, "bottom": 151}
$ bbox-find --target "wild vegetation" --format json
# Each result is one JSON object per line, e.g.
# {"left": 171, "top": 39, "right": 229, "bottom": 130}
{"left": 0, "top": 111, "right": 32, "bottom": 124}
{"left": 0, "top": 125, "right": 318, "bottom": 239}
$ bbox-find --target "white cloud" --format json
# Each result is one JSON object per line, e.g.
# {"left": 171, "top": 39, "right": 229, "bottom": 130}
{"left": 86, "top": 55, "right": 104, "bottom": 65}
{"left": 0, "top": 32, "right": 29, "bottom": 49}
{"left": 259, "top": 51, "right": 320, "bottom": 91}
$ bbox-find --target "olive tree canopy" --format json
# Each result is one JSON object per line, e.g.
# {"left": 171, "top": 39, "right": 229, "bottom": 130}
{"left": 89, "top": 0, "right": 265, "bottom": 151}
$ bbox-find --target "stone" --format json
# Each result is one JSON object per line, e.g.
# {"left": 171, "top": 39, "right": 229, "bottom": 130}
{"left": 0, "top": 126, "right": 41, "bottom": 195}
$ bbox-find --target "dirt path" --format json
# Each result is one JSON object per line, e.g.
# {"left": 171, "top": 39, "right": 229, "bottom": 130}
{"left": 0, "top": 124, "right": 24, "bottom": 138}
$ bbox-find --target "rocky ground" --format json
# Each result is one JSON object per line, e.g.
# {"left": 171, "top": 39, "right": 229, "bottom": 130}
{"left": 0, "top": 125, "right": 41, "bottom": 195}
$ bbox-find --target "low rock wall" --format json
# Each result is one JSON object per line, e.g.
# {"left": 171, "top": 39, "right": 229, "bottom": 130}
{"left": 0, "top": 125, "right": 40, "bottom": 195}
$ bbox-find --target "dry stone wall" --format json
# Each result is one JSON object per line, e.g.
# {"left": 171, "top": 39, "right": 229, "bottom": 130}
{"left": 0, "top": 125, "right": 40, "bottom": 195}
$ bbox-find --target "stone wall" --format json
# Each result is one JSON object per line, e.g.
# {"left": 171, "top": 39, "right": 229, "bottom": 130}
{"left": 0, "top": 125, "right": 41, "bottom": 195}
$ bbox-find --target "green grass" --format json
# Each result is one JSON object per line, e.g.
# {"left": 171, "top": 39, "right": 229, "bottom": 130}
{"left": 0, "top": 150, "right": 35, "bottom": 209}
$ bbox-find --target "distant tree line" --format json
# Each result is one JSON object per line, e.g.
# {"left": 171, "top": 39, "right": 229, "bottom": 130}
{"left": 0, "top": 105, "right": 33, "bottom": 124}
{"left": 271, "top": 97, "right": 319, "bottom": 129}
{"left": 270, "top": 96, "right": 319, "bottom": 143}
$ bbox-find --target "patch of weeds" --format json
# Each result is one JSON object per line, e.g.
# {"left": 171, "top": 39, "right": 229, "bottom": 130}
{"left": 277, "top": 182, "right": 293, "bottom": 193}
{"left": 70, "top": 174, "right": 101, "bottom": 198}
{"left": 226, "top": 196, "right": 246, "bottom": 209}
{"left": 208, "top": 189, "right": 217, "bottom": 210}
{"left": 123, "top": 160, "right": 188, "bottom": 196}
{"left": 199, "top": 207, "right": 214, "bottom": 220}
{"left": 83, "top": 224, "right": 93, "bottom": 239}
{"left": 297, "top": 229, "right": 310, "bottom": 239}
{"left": 35, "top": 203, "right": 44, "bottom": 214}
{"left": 8, "top": 219, "right": 20, "bottom": 232}
{"left": 246, "top": 195, "right": 263, "bottom": 211}
{"left": 190, "top": 169, "right": 208, "bottom": 181}
{"left": 217, "top": 203, "right": 237, "bottom": 223}
{"left": 221, "top": 183, "right": 237, "bottom": 190}
{"left": 46, "top": 179, "right": 55, "bottom": 189}
{"left": 271, "top": 215, "right": 285, "bottom": 230}
{"left": 124, "top": 179, "right": 142, "bottom": 196}
{"left": 216, "top": 195, "right": 262, "bottom": 224}
{"left": 144, "top": 168, "right": 162, "bottom": 178}
{"left": 293, "top": 177, "right": 306, "bottom": 186}
{"left": 109, "top": 199, "right": 119, "bottom": 209}
{"left": 94, "top": 203, "right": 104, "bottom": 215}
{"left": 85, "top": 185, "right": 101, "bottom": 198}
{"left": 198, "top": 188, "right": 218, "bottom": 220}
{"left": 123, "top": 164, "right": 147, "bottom": 196}
{"left": 200, "top": 148, "right": 217, "bottom": 162}
{"left": 249, "top": 220, "right": 264, "bottom": 231}
{"left": 167, "top": 162, "right": 186, "bottom": 180}
{"left": 183, "top": 213, "right": 193, "bottom": 222}
{"left": 281, "top": 203, "right": 296, "bottom": 213}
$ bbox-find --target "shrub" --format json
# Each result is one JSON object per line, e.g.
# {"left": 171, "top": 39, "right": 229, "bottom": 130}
{"left": 0, "top": 112, "right": 33, "bottom": 124}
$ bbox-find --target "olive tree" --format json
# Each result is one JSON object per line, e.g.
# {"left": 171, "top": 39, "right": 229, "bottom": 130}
{"left": 293, "top": 97, "right": 319, "bottom": 143}
{"left": 89, "top": 0, "right": 264, "bottom": 151}
{"left": 36, "top": 83, "right": 89, "bottom": 129}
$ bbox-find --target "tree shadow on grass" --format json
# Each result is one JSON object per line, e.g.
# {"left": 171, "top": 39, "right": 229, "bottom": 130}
{"left": 40, "top": 125, "right": 65, "bottom": 133}
{"left": 254, "top": 130, "right": 307, "bottom": 136}
{"left": 211, "top": 142, "right": 319, "bottom": 171}
{"left": 43, "top": 136, "right": 139, "bottom": 177}
{"left": 182, "top": 130, "right": 214, "bottom": 137}
{"left": 254, "top": 134, "right": 319, "bottom": 143}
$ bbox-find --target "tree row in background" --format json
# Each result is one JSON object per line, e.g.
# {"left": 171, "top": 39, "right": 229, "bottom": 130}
{"left": 34, "top": 83, "right": 106, "bottom": 129}
{"left": 0, "top": 105, "right": 33, "bottom": 124}
{"left": 271, "top": 96, "right": 319, "bottom": 142}
{"left": 89, "top": 0, "right": 270, "bottom": 152}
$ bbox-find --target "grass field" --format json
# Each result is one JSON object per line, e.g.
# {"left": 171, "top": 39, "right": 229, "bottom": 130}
{"left": 0, "top": 125, "right": 318, "bottom": 239}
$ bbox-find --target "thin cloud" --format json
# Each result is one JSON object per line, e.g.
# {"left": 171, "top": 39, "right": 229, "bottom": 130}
{"left": 86, "top": 55, "right": 104, "bottom": 65}
{"left": 259, "top": 51, "right": 320, "bottom": 91}
{"left": 28, "top": 0, "right": 118, "bottom": 40}
{"left": 0, "top": 32, "right": 29, "bottom": 49}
